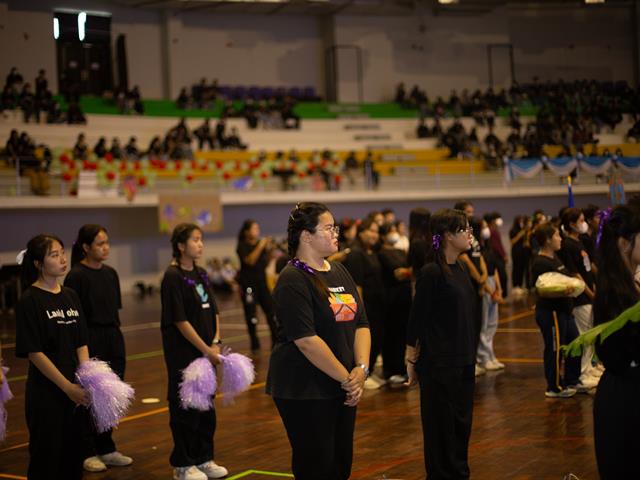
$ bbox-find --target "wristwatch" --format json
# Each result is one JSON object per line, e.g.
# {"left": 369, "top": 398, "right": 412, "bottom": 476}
{"left": 212, "top": 339, "right": 223, "bottom": 345}
{"left": 357, "top": 363, "right": 369, "bottom": 378}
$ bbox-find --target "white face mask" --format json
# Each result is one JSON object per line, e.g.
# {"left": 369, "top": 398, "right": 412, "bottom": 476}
{"left": 576, "top": 221, "right": 589, "bottom": 234}
{"left": 495, "top": 218, "right": 504, "bottom": 228}
{"left": 387, "top": 232, "right": 400, "bottom": 245}
{"left": 481, "top": 227, "right": 491, "bottom": 240}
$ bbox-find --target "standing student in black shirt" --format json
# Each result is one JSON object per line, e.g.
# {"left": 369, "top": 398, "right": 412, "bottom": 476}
{"left": 531, "top": 223, "right": 580, "bottom": 398}
{"left": 161, "top": 224, "right": 227, "bottom": 480}
{"left": 378, "top": 222, "right": 412, "bottom": 384}
{"left": 591, "top": 205, "right": 640, "bottom": 479}
{"left": 406, "top": 209, "right": 477, "bottom": 480}
{"left": 65, "top": 224, "right": 133, "bottom": 472}
{"left": 344, "top": 217, "right": 386, "bottom": 389}
{"left": 267, "top": 202, "right": 370, "bottom": 480}
{"left": 236, "top": 219, "right": 278, "bottom": 350}
{"left": 558, "top": 208, "right": 600, "bottom": 390}
{"left": 16, "top": 234, "right": 90, "bottom": 480}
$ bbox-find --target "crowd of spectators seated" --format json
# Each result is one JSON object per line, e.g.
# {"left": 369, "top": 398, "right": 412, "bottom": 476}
{"left": 407, "top": 79, "right": 640, "bottom": 168}
{"left": 1, "top": 67, "right": 86, "bottom": 124}
{"left": 114, "top": 85, "right": 144, "bottom": 115}
{"left": 176, "top": 78, "right": 301, "bottom": 130}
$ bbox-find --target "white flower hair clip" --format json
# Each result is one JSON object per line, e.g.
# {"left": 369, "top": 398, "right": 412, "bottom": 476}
{"left": 16, "top": 249, "right": 27, "bottom": 265}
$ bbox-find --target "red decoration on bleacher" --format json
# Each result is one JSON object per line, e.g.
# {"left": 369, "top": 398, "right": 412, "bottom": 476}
{"left": 133, "top": 162, "right": 141, "bottom": 171}
{"left": 186, "top": 173, "right": 194, "bottom": 183}
{"left": 260, "top": 171, "right": 269, "bottom": 179}
{"left": 174, "top": 161, "right": 182, "bottom": 171}
{"left": 106, "top": 171, "right": 116, "bottom": 182}
{"left": 215, "top": 160, "right": 223, "bottom": 170}
{"left": 60, "top": 153, "right": 70, "bottom": 164}
{"left": 138, "top": 176, "right": 147, "bottom": 187}
{"left": 191, "top": 160, "right": 197, "bottom": 170}
{"left": 223, "top": 172, "right": 232, "bottom": 181}
{"left": 104, "top": 152, "right": 113, "bottom": 162}
{"left": 62, "top": 172, "right": 73, "bottom": 182}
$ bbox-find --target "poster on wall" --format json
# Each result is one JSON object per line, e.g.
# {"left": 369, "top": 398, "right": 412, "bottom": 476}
{"left": 158, "top": 194, "right": 223, "bottom": 234}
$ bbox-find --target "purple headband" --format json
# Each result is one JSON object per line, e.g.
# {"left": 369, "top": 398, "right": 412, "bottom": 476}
{"left": 432, "top": 233, "right": 442, "bottom": 251}
{"left": 289, "top": 258, "right": 316, "bottom": 276}
{"left": 596, "top": 207, "right": 613, "bottom": 247}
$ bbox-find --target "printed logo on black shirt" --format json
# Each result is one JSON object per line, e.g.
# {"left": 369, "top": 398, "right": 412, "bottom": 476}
{"left": 328, "top": 292, "right": 357, "bottom": 322}
{"left": 46, "top": 308, "right": 80, "bottom": 324}
{"left": 195, "top": 284, "right": 210, "bottom": 309}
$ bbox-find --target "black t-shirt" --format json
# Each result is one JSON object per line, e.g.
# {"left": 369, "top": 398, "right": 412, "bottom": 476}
{"left": 378, "top": 248, "right": 412, "bottom": 304}
{"left": 579, "top": 233, "right": 596, "bottom": 265}
{"left": 236, "top": 239, "right": 268, "bottom": 286}
{"left": 64, "top": 263, "right": 122, "bottom": 327}
{"left": 161, "top": 265, "right": 218, "bottom": 400}
{"left": 407, "top": 262, "right": 477, "bottom": 369}
{"left": 16, "top": 286, "right": 89, "bottom": 393}
{"left": 531, "top": 254, "right": 573, "bottom": 313}
{"left": 343, "top": 245, "right": 385, "bottom": 311}
{"left": 559, "top": 236, "right": 595, "bottom": 307}
{"left": 267, "top": 262, "right": 369, "bottom": 399}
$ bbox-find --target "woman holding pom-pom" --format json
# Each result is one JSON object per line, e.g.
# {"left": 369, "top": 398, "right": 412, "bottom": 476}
{"left": 16, "top": 235, "right": 90, "bottom": 480}
{"left": 267, "top": 202, "right": 371, "bottom": 480}
{"left": 161, "top": 223, "right": 228, "bottom": 480}
{"left": 65, "top": 224, "right": 133, "bottom": 472}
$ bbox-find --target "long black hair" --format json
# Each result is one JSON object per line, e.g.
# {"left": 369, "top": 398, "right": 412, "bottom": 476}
{"left": 71, "top": 224, "right": 107, "bottom": 266}
{"left": 170, "top": 223, "right": 202, "bottom": 262}
{"left": 409, "top": 207, "right": 431, "bottom": 242}
{"left": 287, "top": 202, "right": 330, "bottom": 296}
{"left": 427, "top": 208, "right": 468, "bottom": 275}
{"left": 355, "top": 216, "right": 378, "bottom": 250}
{"left": 20, "top": 234, "right": 64, "bottom": 288}
{"left": 237, "top": 219, "right": 257, "bottom": 246}
{"left": 593, "top": 205, "right": 640, "bottom": 325}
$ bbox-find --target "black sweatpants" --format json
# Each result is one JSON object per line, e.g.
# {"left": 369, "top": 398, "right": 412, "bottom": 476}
{"left": 86, "top": 325, "right": 127, "bottom": 456}
{"left": 274, "top": 397, "right": 356, "bottom": 480}
{"left": 534, "top": 309, "right": 580, "bottom": 392}
{"left": 419, "top": 365, "right": 475, "bottom": 480}
{"left": 168, "top": 400, "right": 216, "bottom": 467}
{"left": 240, "top": 281, "right": 277, "bottom": 348}
{"left": 511, "top": 248, "right": 529, "bottom": 289}
{"left": 593, "top": 368, "right": 640, "bottom": 479}
{"left": 382, "top": 292, "right": 411, "bottom": 378}
{"left": 25, "top": 382, "right": 87, "bottom": 480}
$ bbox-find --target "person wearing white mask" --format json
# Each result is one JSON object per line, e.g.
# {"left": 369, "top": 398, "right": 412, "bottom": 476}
{"left": 378, "top": 223, "right": 412, "bottom": 384}
{"left": 558, "top": 208, "right": 600, "bottom": 391}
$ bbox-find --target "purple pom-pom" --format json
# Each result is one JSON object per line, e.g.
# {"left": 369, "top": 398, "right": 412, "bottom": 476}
{"left": 220, "top": 351, "right": 255, "bottom": 405}
{"left": 76, "top": 359, "right": 135, "bottom": 433}
{"left": 0, "top": 367, "right": 13, "bottom": 442}
{"left": 179, "top": 357, "right": 217, "bottom": 411}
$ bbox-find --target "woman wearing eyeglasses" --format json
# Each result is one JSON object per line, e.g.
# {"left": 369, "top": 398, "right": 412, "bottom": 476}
{"left": 406, "top": 209, "right": 477, "bottom": 480}
{"left": 267, "top": 202, "right": 370, "bottom": 480}
{"left": 344, "top": 217, "right": 387, "bottom": 389}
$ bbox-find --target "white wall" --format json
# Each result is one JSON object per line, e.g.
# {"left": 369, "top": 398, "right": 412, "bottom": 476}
{"left": 165, "top": 13, "right": 324, "bottom": 99}
{"left": 0, "top": 1, "right": 636, "bottom": 102}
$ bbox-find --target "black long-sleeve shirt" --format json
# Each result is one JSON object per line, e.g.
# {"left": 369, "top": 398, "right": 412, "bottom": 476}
{"left": 407, "top": 261, "right": 476, "bottom": 370}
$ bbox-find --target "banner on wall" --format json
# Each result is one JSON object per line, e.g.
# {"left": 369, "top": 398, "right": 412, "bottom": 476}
{"left": 158, "top": 194, "right": 223, "bottom": 234}
{"left": 504, "top": 156, "right": 640, "bottom": 183}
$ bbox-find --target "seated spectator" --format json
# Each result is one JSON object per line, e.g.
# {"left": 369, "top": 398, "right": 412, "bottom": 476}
{"left": 93, "top": 137, "right": 107, "bottom": 158}
{"left": 73, "top": 133, "right": 88, "bottom": 161}
{"left": 215, "top": 118, "right": 227, "bottom": 148}
{"left": 34, "top": 69, "right": 48, "bottom": 98}
{"left": 125, "top": 136, "right": 139, "bottom": 159}
{"left": 243, "top": 98, "right": 259, "bottom": 129}
{"left": 4, "top": 129, "right": 20, "bottom": 165}
{"left": 5, "top": 67, "right": 23, "bottom": 91}
{"left": 147, "top": 136, "right": 164, "bottom": 159}
{"left": 395, "top": 82, "right": 406, "bottom": 105}
{"left": 206, "top": 257, "right": 238, "bottom": 293}
{"left": 176, "top": 88, "right": 190, "bottom": 109}
{"left": 627, "top": 115, "right": 640, "bottom": 143}
{"left": 20, "top": 83, "right": 36, "bottom": 123}
{"left": 282, "top": 97, "right": 300, "bottom": 129}
{"left": 416, "top": 118, "right": 429, "bottom": 138}
{"left": 110, "top": 138, "right": 123, "bottom": 160}
{"left": 129, "top": 86, "right": 144, "bottom": 114}
{"left": 67, "top": 101, "right": 86, "bottom": 124}
{"left": 344, "top": 150, "right": 359, "bottom": 186}
{"left": 194, "top": 119, "right": 214, "bottom": 150}
{"left": 225, "top": 127, "right": 247, "bottom": 150}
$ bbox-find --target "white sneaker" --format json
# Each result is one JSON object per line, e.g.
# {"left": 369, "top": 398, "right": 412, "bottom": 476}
{"left": 83, "top": 456, "right": 107, "bottom": 472}
{"left": 575, "top": 376, "right": 599, "bottom": 391}
{"left": 364, "top": 377, "right": 383, "bottom": 390}
{"left": 197, "top": 460, "right": 229, "bottom": 479}
{"left": 99, "top": 451, "right": 133, "bottom": 467}
{"left": 545, "top": 388, "right": 577, "bottom": 398}
{"left": 484, "top": 360, "right": 505, "bottom": 371}
{"left": 475, "top": 364, "right": 486, "bottom": 376}
{"left": 173, "top": 466, "right": 208, "bottom": 480}
{"left": 388, "top": 374, "right": 408, "bottom": 385}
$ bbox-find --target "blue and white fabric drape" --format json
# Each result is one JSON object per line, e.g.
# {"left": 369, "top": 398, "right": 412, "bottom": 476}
{"left": 504, "top": 156, "right": 640, "bottom": 182}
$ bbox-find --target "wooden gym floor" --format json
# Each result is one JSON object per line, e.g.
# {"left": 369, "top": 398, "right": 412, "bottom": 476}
{"left": 0, "top": 291, "right": 598, "bottom": 480}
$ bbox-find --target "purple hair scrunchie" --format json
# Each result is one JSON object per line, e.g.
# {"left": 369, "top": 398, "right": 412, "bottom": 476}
{"left": 596, "top": 207, "right": 613, "bottom": 248}
{"left": 432, "top": 233, "right": 442, "bottom": 251}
